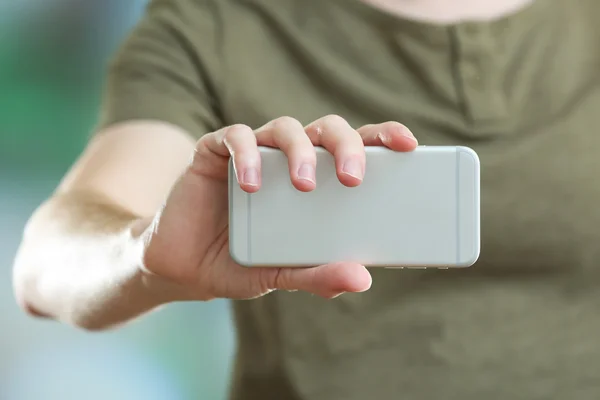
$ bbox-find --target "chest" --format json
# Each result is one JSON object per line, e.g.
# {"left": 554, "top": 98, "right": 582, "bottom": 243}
{"left": 218, "top": 8, "right": 600, "bottom": 272}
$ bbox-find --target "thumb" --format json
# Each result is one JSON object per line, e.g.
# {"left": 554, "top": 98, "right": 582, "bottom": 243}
{"left": 266, "top": 263, "right": 372, "bottom": 298}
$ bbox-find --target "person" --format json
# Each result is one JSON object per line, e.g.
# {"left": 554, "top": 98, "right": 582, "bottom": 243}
{"left": 12, "top": 0, "right": 600, "bottom": 398}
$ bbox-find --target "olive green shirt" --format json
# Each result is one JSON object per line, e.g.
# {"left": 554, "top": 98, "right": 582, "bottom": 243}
{"left": 100, "top": 0, "right": 600, "bottom": 399}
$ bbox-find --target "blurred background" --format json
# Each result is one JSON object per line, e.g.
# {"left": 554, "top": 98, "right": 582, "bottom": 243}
{"left": 0, "top": 1, "right": 235, "bottom": 399}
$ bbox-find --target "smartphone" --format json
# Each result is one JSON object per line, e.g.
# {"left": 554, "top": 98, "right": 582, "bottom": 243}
{"left": 228, "top": 146, "right": 480, "bottom": 269}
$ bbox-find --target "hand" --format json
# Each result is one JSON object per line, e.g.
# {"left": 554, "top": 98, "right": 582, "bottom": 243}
{"left": 140, "top": 115, "right": 418, "bottom": 301}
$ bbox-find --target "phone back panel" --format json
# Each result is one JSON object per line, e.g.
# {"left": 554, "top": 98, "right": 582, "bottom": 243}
{"left": 229, "top": 146, "right": 480, "bottom": 268}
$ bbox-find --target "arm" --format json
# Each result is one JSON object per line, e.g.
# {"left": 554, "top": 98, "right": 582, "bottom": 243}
{"left": 12, "top": 117, "right": 416, "bottom": 331}
{"left": 12, "top": 1, "right": 411, "bottom": 330}
{"left": 13, "top": 122, "right": 196, "bottom": 330}
{"left": 12, "top": 0, "right": 223, "bottom": 330}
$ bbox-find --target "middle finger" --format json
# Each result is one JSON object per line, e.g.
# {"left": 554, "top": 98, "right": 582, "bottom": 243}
{"left": 305, "top": 114, "right": 365, "bottom": 187}
{"left": 255, "top": 116, "right": 317, "bottom": 192}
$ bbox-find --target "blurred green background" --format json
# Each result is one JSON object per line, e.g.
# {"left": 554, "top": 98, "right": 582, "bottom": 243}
{"left": 0, "top": 1, "right": 235, "bottom": 399}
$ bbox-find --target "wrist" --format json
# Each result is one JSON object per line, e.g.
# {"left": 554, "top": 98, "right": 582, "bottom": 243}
{"left": 128, "top": 217, "right": 196, "bottom": 305}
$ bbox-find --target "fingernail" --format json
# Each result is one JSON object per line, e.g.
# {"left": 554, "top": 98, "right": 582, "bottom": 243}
{"left": 342, "top": 159, "right": 363, "bottom": 180}
{"left": 242, "top": 168, "right": 259, "bottom": 186}
{"left": 324, "top": 291, "right": 347, "bottom": 299}
{"left": 297, "top": 163, "right": 316, "bottom": 183}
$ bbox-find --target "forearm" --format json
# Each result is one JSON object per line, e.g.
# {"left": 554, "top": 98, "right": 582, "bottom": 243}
{"left": 12, "top": 191, "right": 180, "bottom": 331}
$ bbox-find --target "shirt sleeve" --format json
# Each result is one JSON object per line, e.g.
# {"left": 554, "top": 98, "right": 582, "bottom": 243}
{"left": 96, "top": 0, "right": 224, "bottom": 139}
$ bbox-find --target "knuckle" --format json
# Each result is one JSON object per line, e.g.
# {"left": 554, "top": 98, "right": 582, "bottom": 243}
{"left": 273, "top": 116, "right": 302, "bottom": 131}
{"left": 304, "top": 152, "right": 318, "bottom": 163}
{"left": 257, "top": 267, "right": 284, "bottom": 292}
{"left": 384, "top": 121, "right": 410, "bottom": 135}
{"left": 357, "top": 123, "right": 375, "bottom": 134}
{"left": 190, "top": 141, "right": 213, "bottom": 172}
{"left": 194, "top": 133, "right": 212, "bottom": 152}
{"left": 321, "top": 114, "right": 347, "bottom": 127}
{"left": 224, "top": 124, "right": 253, "bottom": 139}
{"left": 272, "top": 116, "right": 313, "bottom": 149}
{"left": 272, "top": 267, "right": 289, "bottom": 290}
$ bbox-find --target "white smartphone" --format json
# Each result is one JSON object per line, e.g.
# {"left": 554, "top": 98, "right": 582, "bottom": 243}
{"left": 229, "top": 146, "right": 480, "bottom": 269}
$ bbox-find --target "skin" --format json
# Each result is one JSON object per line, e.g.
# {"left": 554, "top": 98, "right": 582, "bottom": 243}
{"left": 12, "top": 0, "right": 529, "bottom": 330}
{"left": 12, "top": 117, "right": 417, "bottom": 330}
{"left": 362, "top": 0, "right": 534, "bottom": 23}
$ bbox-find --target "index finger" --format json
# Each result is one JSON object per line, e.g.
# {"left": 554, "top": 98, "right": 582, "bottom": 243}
{"left": 200, "top": 124, "right": 261, "bottom": 193}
